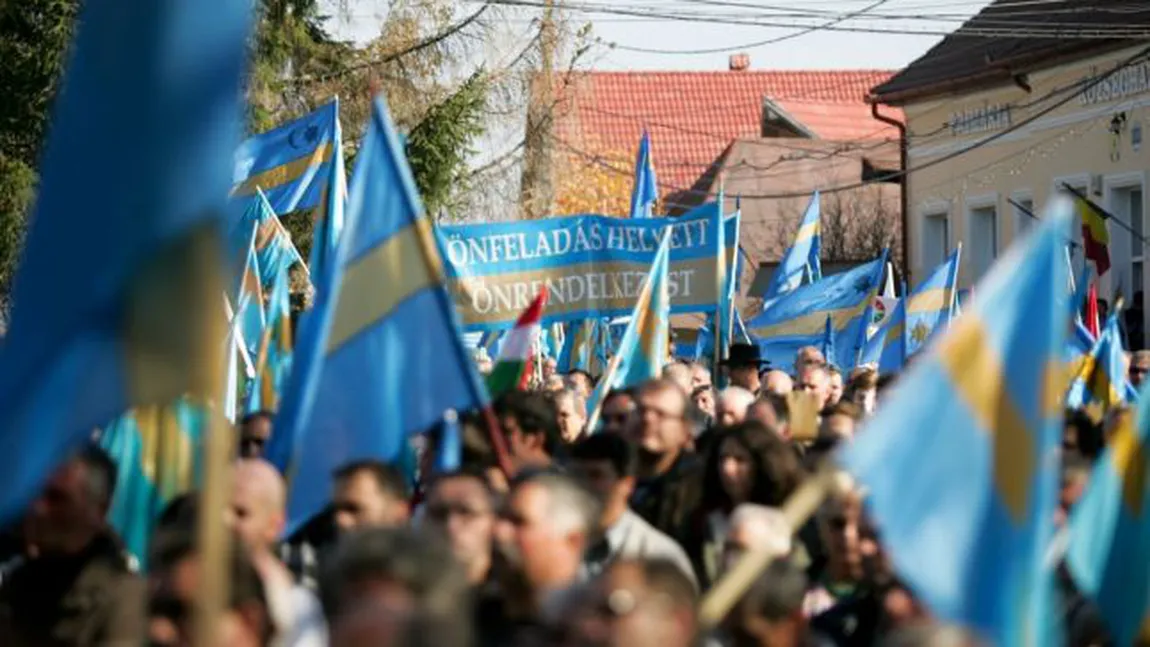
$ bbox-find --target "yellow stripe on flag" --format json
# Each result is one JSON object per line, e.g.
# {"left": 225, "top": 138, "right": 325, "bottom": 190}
{"left": 327, "top": 219, "right": 443, "bottom": 353}
{"left": 936, "top": 317, "right": 1035, "bottom": 525}
{"left": 1077, "top": 197, "right": 1110, "bottom": 245}
{"left": 232, "top": 143, "right": 334, "bottom": 198}
{"left": 1108, "top": 412, "right": 1148, "bottom": 515}
{"left": 907, "top": 288, "right": 952, "bottom": 315}
{"left": 752, "top": 293, "right": 874, "bottom": 339}
{"left": 794, "top": 221, "right": 820, "bottom": 244}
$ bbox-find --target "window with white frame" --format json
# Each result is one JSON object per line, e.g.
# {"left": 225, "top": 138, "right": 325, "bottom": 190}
{"left": 1131, "top": 188, "right": 1143, "bottom": 299}
{"left": 968, "top": 204, "right": 998, "bottom": 280}
{"left": 922, "top": 211, "right": 949, "bottom": 271}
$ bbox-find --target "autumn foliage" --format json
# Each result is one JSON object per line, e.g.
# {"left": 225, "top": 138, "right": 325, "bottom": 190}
{"left": 551, "top": 150, "right": 640, "bottom": 217}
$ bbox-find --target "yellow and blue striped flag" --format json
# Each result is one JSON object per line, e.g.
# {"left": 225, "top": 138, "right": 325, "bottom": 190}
{"left": 308, "top": 99, "right": 348, "bottom": 275}
{"left": 1066, "top": 378, "right": 1150, "bottom": 646}
{"left": 839, "top": 200, "right": 1073, "bottom": 647}
{"left": 905, "top": 246, "right": 962, "bottom": 355}
{"left": 0, "top": 0, "right": 250, "bottom": 520}
{"left": 1067, "top": 310, "right": 1134, "bottom": 413}
{"left": 269, "top": 97, "right": 488, "bottom": 532}
{"left": 559, "top": 319, "right": 605, "bottom": 375}
{"left": 230, "top": 189, "right": 308, "bottom": 288}
{"left": 586, "top": 232, "right": 672, "bottom": 415}
{"left": 246, "top": 262, "right": 293, "bottom": 413}
{"left": 100, "top": 400, "right": 208, "bottom": 565}
{"left": 233, "top": 98, "right": 340, "bottom": 216}
{"left": 748, "top": 253, "right": 886, "bottom": 369}
{"left": 761, "top": 191, "right": 821, "bottom": 305}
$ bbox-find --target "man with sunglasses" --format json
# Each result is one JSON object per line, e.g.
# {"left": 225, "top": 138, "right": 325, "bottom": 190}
{"left": 421, "top": 469, "right": 499, "bottom": 587}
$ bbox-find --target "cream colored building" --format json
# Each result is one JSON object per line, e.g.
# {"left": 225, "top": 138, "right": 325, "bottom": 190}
{"left": 870, "top": 1, "right": 1150, "bottom": 346}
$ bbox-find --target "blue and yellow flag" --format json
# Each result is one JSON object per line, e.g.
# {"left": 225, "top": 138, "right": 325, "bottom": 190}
{"left": 230, "top": 189, "right": 308, "bottom": 288}
{"left": 233, "top": 99, "right": 340, "bottom": 216}
{"left": 100, "top": 400, "right": 208, "bottom": 565}
{"left": 905, "top": 246, "right": 962, "bottom": 355}
{"left": 0, "top": 0, "right": 249, "bottom": 520}
{"left": 1067, "top": 310, "right": 1132, "bottom": 414}
{"left": 629, "top": 130, "right": 658, "bottom": 219}
{"left": 761, "top": 191, "right": 821, "bottom": 305}
{"left": 308, "top": 100, "right": 347, "bottom": 275}
{"left": 748, "top": 254, "right": 886, "bottom": 370}
{"left": 246, "top": 263, "right": 293, "bottom": 413}
{"left": 838, "top": 200, "right": 1072, "bottom": 647}
{"left": 1067, "top": 383, "right": 1150, "bottom": 646}
{"left": 234, "top": 228, "right": 268, "bottom": 360}
{"left": 271, "top": 97, "right": 488, "bottom": 532}
{"left": 586, "top": 233, "right": 672, "bottom": 415}
{"left": 559, "top": 319, "right": 605, "bottom": 374}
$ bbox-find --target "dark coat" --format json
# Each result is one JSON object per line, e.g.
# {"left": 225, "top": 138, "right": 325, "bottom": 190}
{"left": 629, "top": 452, "right": 704, "bottom": 546}
{"left": 0, "top": 530, "right": 145, "bottom": 647}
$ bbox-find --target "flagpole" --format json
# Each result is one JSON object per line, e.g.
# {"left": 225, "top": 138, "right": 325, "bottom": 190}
{"left": 587, "top": 228, "right": 673, "bottom": 431}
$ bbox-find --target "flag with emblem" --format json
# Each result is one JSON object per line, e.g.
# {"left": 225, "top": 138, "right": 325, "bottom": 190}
{"left": 269, "top": 97, "right": 488, "bottom": 532}
{"left": 1066, "top": 382, "right": 1150, "bottom": 647}
{"left": 233, "top": 99, "right": 340, "bottom": 217}
{"left": 761, "top": 191, "right": 821, "bottom": 306}
{"left": 487, "top": 290, "right": 547, "bottom": 396}
{"left": 0, "top": 0, "right": 249, "bottom": 521}
{"left": 748, "top": 253, "right": 886, "bottom": 370}
{"left": 629, "top": 130, "right": 658, "bottom": 219}
{"left": 905, "top": 246, "right": 962, "bottom": 355}
{"left": 859, "top": 291, "right": 907, "bottom": 374}
{"left": 838, "top": 200, "right": 1072, "bottom": 647}
{"left": 1075, "top": 194, "right": 1111, "bottom": 277}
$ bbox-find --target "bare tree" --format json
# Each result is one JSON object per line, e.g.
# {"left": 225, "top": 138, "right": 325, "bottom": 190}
{"left": 771, "top": 185, "right": 901, "bottom": 270}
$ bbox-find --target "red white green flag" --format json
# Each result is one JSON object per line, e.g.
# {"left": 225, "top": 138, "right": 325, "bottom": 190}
{"left": 486, "top": 290, "right": 547, "bottom": 396}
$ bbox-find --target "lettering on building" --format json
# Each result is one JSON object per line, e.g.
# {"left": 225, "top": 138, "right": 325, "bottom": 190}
{"left": 949, "top": 104, "right": 1012, "bottom": 136}
{"left": 1080, "top": 61, "right": 1150, "bottom": 106}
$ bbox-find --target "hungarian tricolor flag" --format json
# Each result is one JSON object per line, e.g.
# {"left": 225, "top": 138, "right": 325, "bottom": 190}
{"left": 486, "top": 290, "right": 547, "bottom": 396}
{"left": 1076, "top": 195, "right": 1110, "bottom": 276}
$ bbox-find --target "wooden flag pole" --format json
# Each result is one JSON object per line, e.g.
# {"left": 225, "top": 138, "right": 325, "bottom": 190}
{"left": 698, "top": 462, "right": 840, "bottom": 628}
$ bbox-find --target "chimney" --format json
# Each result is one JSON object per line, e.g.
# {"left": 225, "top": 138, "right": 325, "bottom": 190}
{"left": 729, "top": 53, "right": 750, "bottom": 72}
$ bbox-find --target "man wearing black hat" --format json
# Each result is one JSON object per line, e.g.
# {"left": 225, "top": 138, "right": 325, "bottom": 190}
{"left": 722, "top": 344, "right": 769, "bottom": 395}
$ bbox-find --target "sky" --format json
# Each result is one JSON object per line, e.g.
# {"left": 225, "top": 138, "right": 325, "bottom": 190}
{"left": 333, "top": 0, "right": 994, "bottom": 72}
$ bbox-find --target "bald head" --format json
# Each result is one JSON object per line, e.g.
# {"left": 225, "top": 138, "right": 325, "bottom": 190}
{"left": 229, "top": 459, "right": 286, "bottom": 553}
{"left": 717, "top": 387, "right": 756, "bottom": 426}
{"left": 762, "top": 370, "right": 793, "bottom": 397}
{"left": 662, "top": 362, "right": 693, "bottom": 395}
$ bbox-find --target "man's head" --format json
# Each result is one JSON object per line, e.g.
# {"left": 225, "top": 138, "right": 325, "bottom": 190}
{"left": 24, "top": 445, "right": 117, "bottom": 555}
{"left": 762, "top": 370, "right": 793, "bottom": 397}
{"left": 633, "top": 379, "right": 692, "bottom": 461}
{"left": 794, "top": 346, "right": 826, "bottom": 373}
{"left": 662, "top": 361, "right": 693, "bottom": 395}
{"left": 332, "top": 460, "right": 410, "bottom": 534}
{"left": 239, "top": 412, "right": 275, "bottom": 459}
{"left": 747, "top": 394, "right": 789, "bottom": 439}
{"left": 228, "top": 459, "right": 286, "bottom": 554}
{"left": 421, "top": 470, "right": 498, "bottom": 584}
{"left": 320, "top": 527, "right": 471, "bottom": 647}
{"left": 826, "top": 366, "right": 844, "bottom": 406}
{"left": 691, "top": 385, "right": 716, "bottom": 419}
{"left": 496, "top": 472, "right": 600, "bottom": 593}
{"left": 1132, "top": 350, "right": 1150, "bottom": 387}
{"left": 601, "top": 389, "right": 639, "bottom": 437}
{"left": 690, "top": 363, "right": 712, "bottom": 391}
{"left": 570, "top": 434, "right": 638, "bottom": 529}
{"left": 817, "top": 488, "right": 865, "bottom": 583}
{"left": 819, "top": 401, "right": 862, "bottom": 443}
{"left": 551, "top": 388, "right": 588, "bottom": 444}
{"left": 566, "top": 370, "right": 595, "bottom": 400}
{"left": 562, "top": 558, "right": 699, "bottom": 647}
{"left": 542, "top": 357, "right": 559, "bottom": 381}
{"left": 795, "top": 362, "right": 831, "bottom": 410}
{"left": 717, "top": 386, "right": 756, "bottom": 427}
{"left": 726, "top": 559, "right": 809, "bottom": 647}
{"left": 495, "top": 390, "right": 561, "bottom": 469}
{"left": 846, "top": 366, "right": 879, "bottom": 415}
{"left": 149, "top": 531, "right": 271, "bottom": 647}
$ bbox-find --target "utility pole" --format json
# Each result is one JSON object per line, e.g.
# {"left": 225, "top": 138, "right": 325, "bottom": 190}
{"left": 519, "top": 0, "right": 556, "bottom": 220}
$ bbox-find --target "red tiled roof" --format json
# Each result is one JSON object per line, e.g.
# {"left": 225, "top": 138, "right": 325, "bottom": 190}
{"left": 553, "top": 70, "right": 901, "bottom": 195}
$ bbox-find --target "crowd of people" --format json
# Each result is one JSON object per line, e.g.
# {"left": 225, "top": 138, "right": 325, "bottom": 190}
{"left": 0, "top": 342, "right": 1138, "bottom": 647}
